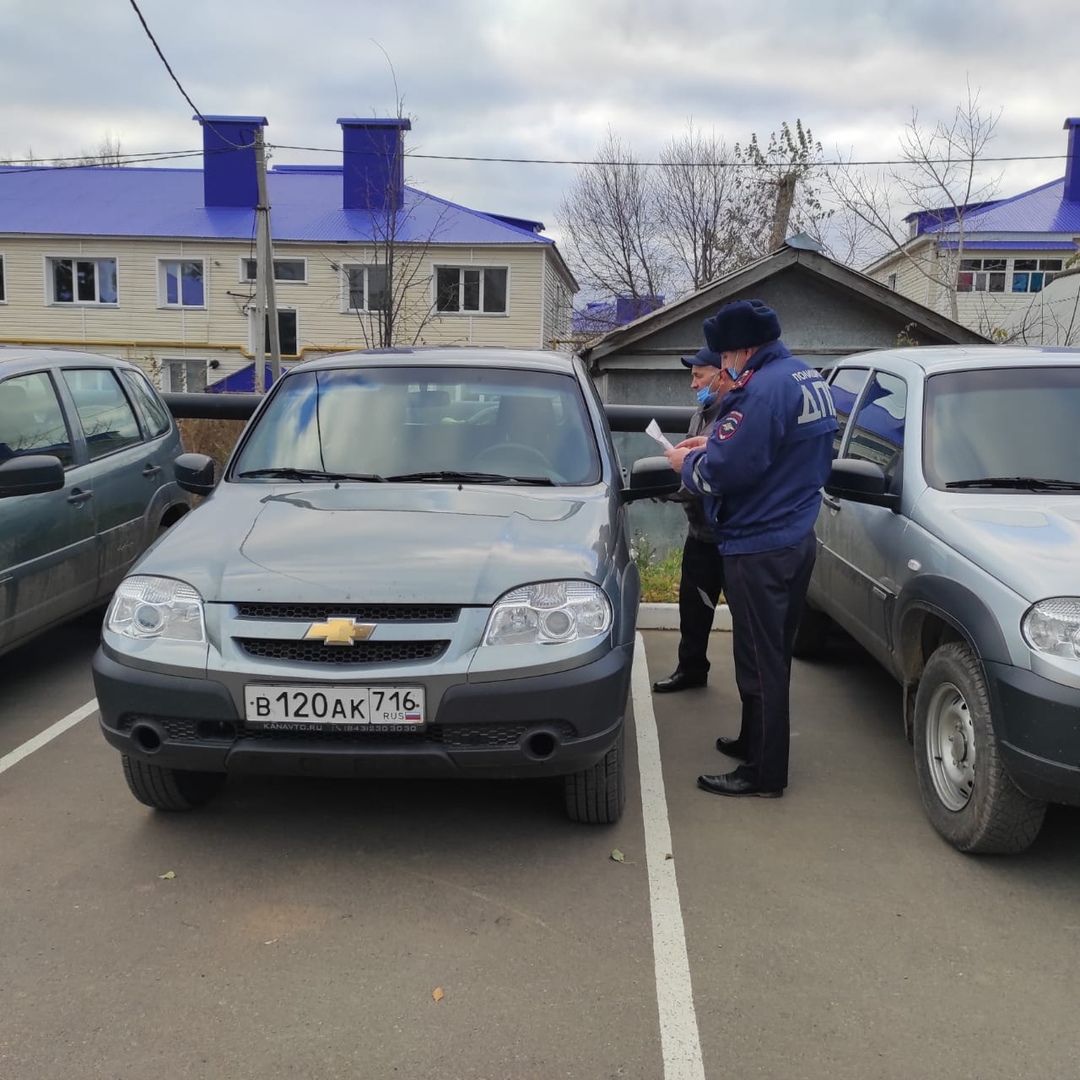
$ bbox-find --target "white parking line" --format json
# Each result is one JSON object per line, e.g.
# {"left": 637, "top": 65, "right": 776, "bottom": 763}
{"left": 631, "top": 633, "right": 706, "bottom": 1080}
{"left": 0, "top": 698, "right": 98, "bottom": 776}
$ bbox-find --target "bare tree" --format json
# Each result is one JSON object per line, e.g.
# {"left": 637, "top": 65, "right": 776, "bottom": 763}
{"left": 559, "top": 129, "right": 669, "bottom": 302}
{"left": 829, "top": 85, "right": 1001, "bottom": 321}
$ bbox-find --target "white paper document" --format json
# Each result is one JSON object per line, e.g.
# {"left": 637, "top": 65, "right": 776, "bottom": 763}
{"left": 645, "top": 419, "right": 674, "bottom": 451}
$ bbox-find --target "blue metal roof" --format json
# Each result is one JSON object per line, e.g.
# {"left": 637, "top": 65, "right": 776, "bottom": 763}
{"left": 0, "top": 164, "right": 553, "bottom": 246}
{"left": 928, "top": 178, "right": 1080, "bottom": 235}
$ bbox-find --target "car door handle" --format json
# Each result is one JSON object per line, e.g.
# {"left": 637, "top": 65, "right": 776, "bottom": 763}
{"left": 67, "top": 488, "right": 93, "bottom": 506}
{"left": 823, "top": 494, "right": 841, "bottom": 511}
{"left": 142, "top": 463, "right": 162, "bottom": 478}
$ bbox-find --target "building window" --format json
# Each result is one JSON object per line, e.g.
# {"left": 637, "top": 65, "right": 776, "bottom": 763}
{"left": 343, "top": 264, "right": 390, "bottom": 312}
{"left": 161, "top": 360, "right": 208, "bottom": 393}
{"left": 48, "top": 257, "right": 118, "bottom": 304}
{"left": 435, "top": 266, "right": 508, "bottom": 314}
{"left": 241, "top": 258, "right": 307, "bottom": 283}
{"left": 250, "top": 310, "right": 299, "bottom": 357}
{"left": 0, "top": 255, "right": 5, "bottom": 302}
{"left": 1012, "top": 259, "right": 1063, "bottom": 294}
{"left": 159, "top": 259, "right": 205, "bottom": 307}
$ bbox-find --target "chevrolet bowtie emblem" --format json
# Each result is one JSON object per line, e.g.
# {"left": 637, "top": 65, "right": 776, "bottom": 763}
{"left": 304, "top": 617, "right": 376, "bottom": 646}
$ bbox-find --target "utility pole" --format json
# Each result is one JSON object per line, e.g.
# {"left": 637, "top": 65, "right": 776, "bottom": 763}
{"left": 253, "top": 128, "right": 281, "bottom": 391}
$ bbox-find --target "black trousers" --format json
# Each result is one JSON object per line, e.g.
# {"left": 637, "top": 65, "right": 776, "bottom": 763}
{"left": 721, "top": 532, "right": 816, "bottom": 790}
{"left": 677, "top": 535, "right": 726, "bottom": 677}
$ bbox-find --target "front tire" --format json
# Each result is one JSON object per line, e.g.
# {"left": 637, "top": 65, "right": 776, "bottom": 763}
{"left": 564, "top": 726, "right": 625, "bottom": 824}
{"left": 912, "top": 642, "right": 1045, "bottom": 854}
{"left": 122, "top": 755, "right": 226, "bottom": 811}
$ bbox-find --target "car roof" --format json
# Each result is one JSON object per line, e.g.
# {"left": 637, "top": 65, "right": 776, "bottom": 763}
{"left": 840, "top": 344, "right": 1080, "bottom": 375}
{"left": 289, "top": 346, "right": 579, "bottom": 376}
{"left": 0, "top": 346, "right": 140, "bottom": 376}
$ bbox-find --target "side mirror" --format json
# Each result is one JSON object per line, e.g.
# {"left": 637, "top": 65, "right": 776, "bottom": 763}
{"left": 826, "top": 457, "right": 901, "bottom": 511}
{"left": 623, "top": 455, "right": 680, "bottom": 503}
{"left": 174, "top": 452, "right": 216, "bottom": 496}
{"left": 0, "top": 454, "right": 65, "bottom": 498}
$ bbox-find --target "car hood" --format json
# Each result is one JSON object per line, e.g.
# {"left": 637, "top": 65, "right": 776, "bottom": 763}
{"left": 139, "top": 483, "right": 616, "bottom": 605}
{"left": 914, "top": 491, "right": 1080, "bottom": 601}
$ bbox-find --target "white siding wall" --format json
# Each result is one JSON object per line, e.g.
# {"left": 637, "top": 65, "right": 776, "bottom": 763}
{"left": 540, "top": 250, "right": 575, "bottom": 352}
{"left": 0, "top": 235, "right": 558, "bottom": 382}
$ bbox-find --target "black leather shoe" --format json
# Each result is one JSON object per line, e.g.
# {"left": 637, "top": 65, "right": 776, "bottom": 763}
{"left": 697, "top": 772, "right": 783, "bottom": 798}
{"left": 652, "top": 670, "right": 707, "bottom": 693}
{"left": 715, "top": 737, "right": 747, "bottom": 760}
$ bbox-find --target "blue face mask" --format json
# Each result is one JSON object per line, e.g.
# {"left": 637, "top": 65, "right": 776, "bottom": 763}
{"left": 695, "top": 385, "right": 715, "bottom": 407}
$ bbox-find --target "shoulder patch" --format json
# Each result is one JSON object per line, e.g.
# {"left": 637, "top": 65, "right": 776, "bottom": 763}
{"left": 716, "top": 410, "right": 743, "bottom": 440}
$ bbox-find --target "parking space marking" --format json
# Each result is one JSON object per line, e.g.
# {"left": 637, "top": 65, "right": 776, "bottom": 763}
{"left": 632, "top": 633, "right": 706, "bottom": 1080}
{"left": 0, "top": 698, "right": 98, "bottom": 776}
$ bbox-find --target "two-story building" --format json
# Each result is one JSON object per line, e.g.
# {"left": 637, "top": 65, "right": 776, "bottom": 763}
{"left": 866, "top": 117, "right": 1080, "bottom": 341}
{"left": 0, "top": 115, "right": 578, "bottom": 390}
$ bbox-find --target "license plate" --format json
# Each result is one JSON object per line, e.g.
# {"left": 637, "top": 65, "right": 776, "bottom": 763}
{"left": 244, "top": 685, "right": 426, "bottom": 730}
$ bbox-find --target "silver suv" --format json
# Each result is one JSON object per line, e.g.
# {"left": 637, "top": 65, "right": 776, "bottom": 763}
{"left": 93, "top": 348, "right": 675, "bottom": 823}
{"left": 0, "top": 348, "right": 189, "bottom": 656}
{"left": 799, "top": 346, "right": 1080, "bottom": 853}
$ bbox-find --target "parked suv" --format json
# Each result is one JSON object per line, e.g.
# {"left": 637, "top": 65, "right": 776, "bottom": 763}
{"left": 92, "top": 348, "right": 675, "bottom": 823}
{"left": 798, "top": 346, "right": 1080, "bottom": 853}
{"left": 0, "top": 347, "right": 190, "bottom": 657}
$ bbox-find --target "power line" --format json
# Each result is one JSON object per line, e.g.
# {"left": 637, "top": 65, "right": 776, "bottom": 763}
{"left": 126, "top": 0, "right": 251, "bottom": 150}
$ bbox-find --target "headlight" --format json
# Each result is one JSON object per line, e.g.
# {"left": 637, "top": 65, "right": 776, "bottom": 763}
{"left": 1022, "top": 598, "right": 1080, "bottom": 660}
{"left": 483, "top": 581, "right": 612, "bottom": 646}
{"left": 107, "top": 576, "right": 206, "bottom": 643}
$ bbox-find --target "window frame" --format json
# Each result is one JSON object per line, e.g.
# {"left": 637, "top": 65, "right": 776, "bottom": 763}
{"left": 157, "top": 257, "right": 207, "bottom": 309}
{"left": 433, "top": 264, "right": 511, "bottom": 316}
{"left": 159, "top": 358, "right": 209, "bottom": 395}
{"left": 840, "top": 367, "right": 909, "bottom": 491}
{"left": 44, "top": 255, "right": 120, "bottom": 306}
{"left": 239, "top": 257, "right": 308, "bottom": 284}
{"left": 341, "top": 262, "right": 391, "bottom": 314}
{"left": 1011, "top": 258, "right": 1064, "bottom": 294}
{"left": 248, "top": 308, "right": 300, "bottom": 358}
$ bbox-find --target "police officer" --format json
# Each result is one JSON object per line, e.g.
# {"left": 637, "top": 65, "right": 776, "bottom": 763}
{"left": 652, "top": 349, "right": 730, "bottom": 694}
{"left": 665, "top": 300, "right": 837, "bottom": 798}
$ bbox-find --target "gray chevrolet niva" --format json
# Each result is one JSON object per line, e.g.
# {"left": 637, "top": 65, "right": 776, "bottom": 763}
{"left": 92, "top": 348, "right": 677, "bottom": 823}
{"left": 798, "top": 345, "right": 1080, "bottom": 854}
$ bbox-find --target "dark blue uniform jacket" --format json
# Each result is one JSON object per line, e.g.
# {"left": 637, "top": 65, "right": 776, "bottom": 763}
{"left": 680, "top": 339, "right": 839, "bottom": 555}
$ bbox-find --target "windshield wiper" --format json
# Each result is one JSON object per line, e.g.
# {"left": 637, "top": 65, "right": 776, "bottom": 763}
{"left": 237, "top": 468, "right": 387, "bottom": 482}
{"left": 946, "top": 476, "right": 1080, "bottom": 491}
{"left": 385, "top": 470, "right": 556, "bottom": 486}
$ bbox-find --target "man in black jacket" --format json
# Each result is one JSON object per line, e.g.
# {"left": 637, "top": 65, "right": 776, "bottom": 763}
{"left": 652, "top": 347, "right": 730, "bottom": 693}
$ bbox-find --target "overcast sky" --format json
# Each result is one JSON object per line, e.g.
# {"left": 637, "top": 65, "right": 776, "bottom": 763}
{"left": 3, "top": 0, "right": 1078, "bottom": 249}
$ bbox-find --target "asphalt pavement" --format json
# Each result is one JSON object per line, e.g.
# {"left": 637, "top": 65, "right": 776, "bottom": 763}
{"left": 2, "top": 620, "right": 1078, "bottom": 1080}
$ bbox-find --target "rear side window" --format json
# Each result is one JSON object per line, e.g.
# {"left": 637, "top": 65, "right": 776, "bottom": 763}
{"left": 845, "top": 371, "right": 907, "bottom": 487}
{"left": 827, "top": 367, "right": 870, "bottom": 457}
{"left": 62, "top": 368, "right": 143, "bottom": 460}
{"left": 121, "top": 369, "right": 172, "bottom": 438}
{"left": 0, "top": 372, "right": 74, "bottom": 467}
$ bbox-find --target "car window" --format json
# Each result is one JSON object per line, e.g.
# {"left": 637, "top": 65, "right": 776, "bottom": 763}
{"left": 924, "top": 365, "right": 1080, "bottom": 488}
{"left": 232, "top": 366, "right": 602, "bottom": 486}
{"left": 121, "top": 369, "right": 172, "bottom": 438}
{"left": 845, "top": 371, "right": 907, "bottom": 488}
{"left": 62, "top": 368, "right": 143, "bottom": 460}
{"left": 827, "top": 367, "right": 871, "bottom": 457}
{"left": 0, "top": 371, "right": 75, "bottom": 467}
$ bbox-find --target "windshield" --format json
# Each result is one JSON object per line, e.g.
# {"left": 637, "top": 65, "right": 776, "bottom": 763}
{"left": 924, "top": 365, "right": 1080, "bottom": 489}
{"left": 232, "top": 365, "right": 602, "bottom": 486}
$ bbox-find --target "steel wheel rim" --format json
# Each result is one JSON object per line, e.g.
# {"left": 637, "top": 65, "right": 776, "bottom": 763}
{"left": 925, "top": 680, "right": 976, "bottom": 811}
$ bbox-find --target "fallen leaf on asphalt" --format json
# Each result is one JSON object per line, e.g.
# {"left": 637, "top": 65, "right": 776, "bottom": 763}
{"left": 610, "top": 849, "right": 625, "bottom": 863}
{"left": 432, "top": 987, "right": 445, "bottom": 1003}
{"left": 158, "top": 870, "right": 176, "bottom": 880}
{"left": 263, "top": 939, "right": 278, "bottom": 945}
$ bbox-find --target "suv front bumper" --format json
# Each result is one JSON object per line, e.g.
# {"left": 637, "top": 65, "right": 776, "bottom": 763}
{"left": 93, "top": 643, "right": 632, "bottom": 781}
{"left": 987, "top": 661, "right": 1080, "bottom": 806}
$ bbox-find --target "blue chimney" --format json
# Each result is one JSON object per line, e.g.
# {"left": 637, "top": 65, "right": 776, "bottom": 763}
{"left": 1065, "top": 118, "right": 1080, "bottom": 203}
{"left": 338, "top": 118, "right": 411, "bottom": 211}
{"left": 195, "top": 115, "right": 267, "bottom": 208}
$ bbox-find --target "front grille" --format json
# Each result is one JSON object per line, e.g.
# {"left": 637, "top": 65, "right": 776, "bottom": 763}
{"left": 432, "top": 721, "right": 576, "bottom": 748}
{"left": 234, "top": 602, "right": 460, "bottom": 623}
{"left": 236, "top": 638, "right": 449, "bottom": 665}
{"left": 119, "top": 715, "right": 236, "bottom": 741}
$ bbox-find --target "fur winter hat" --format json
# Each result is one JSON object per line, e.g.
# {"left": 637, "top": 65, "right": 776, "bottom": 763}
{"left": 702, "top": 299, "right": 781, "bottom": 353}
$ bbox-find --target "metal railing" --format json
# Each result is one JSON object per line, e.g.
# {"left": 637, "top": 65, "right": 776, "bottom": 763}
{"left": 162, "top": 393, "right": 695, "bottom": 433}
